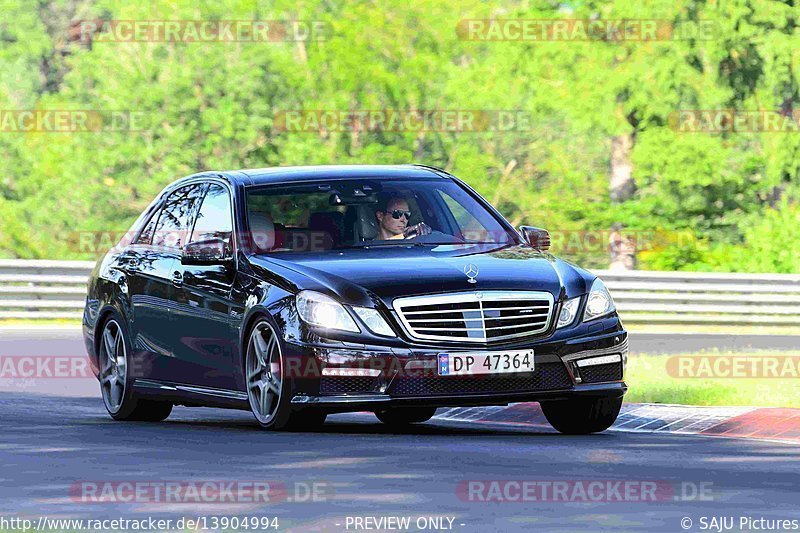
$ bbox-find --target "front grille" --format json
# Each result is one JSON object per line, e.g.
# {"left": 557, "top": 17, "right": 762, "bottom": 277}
{"left": 319, "top": 376, "right": 379, "bottom": 395}
{"left": 388, "top": 362, "right": 571, "bottom": 397}
{"left": 580, "top": 362, "right": 623, "bottom": 384}
{"left": 393, "top": 291, "right": 554, "bottom": 343}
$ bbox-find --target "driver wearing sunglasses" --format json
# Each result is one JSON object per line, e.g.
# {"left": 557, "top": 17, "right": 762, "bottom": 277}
{"left": 375, "top": 194, "right": 432, "bottom": 240}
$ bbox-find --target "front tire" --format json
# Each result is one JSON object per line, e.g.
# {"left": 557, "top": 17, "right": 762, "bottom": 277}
{"left": 245, "top": 318, "right": 295, "bottom": 430}
{"left": 98, "top": 314, "right": 172, "bottom": 422}
{"left": 375, "top": 407, "right": 437, "bottom": 426}
{"left": 540, "top": 396, "right": 623, "bottom": 435}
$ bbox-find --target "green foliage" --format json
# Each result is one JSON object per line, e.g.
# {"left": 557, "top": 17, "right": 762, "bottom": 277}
{"left": 0, "top": 0, "right": 797, "bottom": 273}
{"left": 626, "top": 352, "right": 800, "bottom": 408}
{"left": 735, "top": 199, "right": 800, "bottom": 272}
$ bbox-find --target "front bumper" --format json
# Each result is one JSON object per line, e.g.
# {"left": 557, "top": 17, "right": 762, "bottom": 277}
{"left": 292, "top": 382, "right": 626, "bottom": 411}
{"left": 283, "top": 323, "right": 628, "bottom": 413}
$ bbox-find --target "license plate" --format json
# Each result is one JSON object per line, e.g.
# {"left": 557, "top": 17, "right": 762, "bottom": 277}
{"left": 437, "top": 350, "right": 535, "bottom": 376}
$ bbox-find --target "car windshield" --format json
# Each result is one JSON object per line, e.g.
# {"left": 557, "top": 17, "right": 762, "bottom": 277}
{"left": 244, "top": 178, "right": 517, "bottom": 253}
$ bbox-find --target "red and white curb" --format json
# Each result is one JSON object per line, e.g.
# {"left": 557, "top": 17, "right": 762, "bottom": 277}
{"left": 434, "top": 403, "right": 800, "bottom": 443}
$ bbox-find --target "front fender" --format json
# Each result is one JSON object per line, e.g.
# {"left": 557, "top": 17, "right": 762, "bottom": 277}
{"left": 235, "top": 274, "right": 296, "bottom": 391}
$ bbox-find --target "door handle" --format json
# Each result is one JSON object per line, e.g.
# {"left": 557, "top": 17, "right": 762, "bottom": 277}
{"left": 172, "top": 271, "right": 183, "bottom": 287}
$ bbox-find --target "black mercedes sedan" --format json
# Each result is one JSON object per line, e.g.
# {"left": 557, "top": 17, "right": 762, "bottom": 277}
{"left": 83, "top": 165, "right": 627, "bottom": 433}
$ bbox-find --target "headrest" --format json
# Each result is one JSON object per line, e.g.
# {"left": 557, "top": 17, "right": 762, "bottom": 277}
{"left": 249, "top": 212, "right": 275, "bottom": 252}
{"left": 357, "top": 205, "right": 378, "bottom": 241}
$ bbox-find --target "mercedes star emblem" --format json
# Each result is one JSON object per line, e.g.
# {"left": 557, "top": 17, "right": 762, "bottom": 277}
{"left": 463, "top": 264, "right": 479, "bottom": 284}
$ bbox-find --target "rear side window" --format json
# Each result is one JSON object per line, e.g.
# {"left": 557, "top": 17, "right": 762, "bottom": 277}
{"left": 189, "top": 183, "right": 233, "bottom": 250}
{"left": 247, "top": 189, "right": 336, "bottom": 228}
{"left": 135, "top": 207, "right": 161, "bottom": 245}
{"left": 152, "top": 184, "right": 206, "bottom": 250}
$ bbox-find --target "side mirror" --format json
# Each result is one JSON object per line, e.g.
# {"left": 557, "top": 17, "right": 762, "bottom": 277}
{"left": 519, "top": 226, "right": 550, "bottom": 252}
{"left": 182, "top": 237, "right": 233, "bottom": 266}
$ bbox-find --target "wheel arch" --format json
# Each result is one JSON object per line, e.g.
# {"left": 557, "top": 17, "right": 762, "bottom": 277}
{"left": 240, "top": 308, "right": 270, "bottom": 367}
{"left": 237, "top": 307, "right": 285, "bottom": 389}
{"left": 92, "top": 304, "right": 130, "bottom": 372}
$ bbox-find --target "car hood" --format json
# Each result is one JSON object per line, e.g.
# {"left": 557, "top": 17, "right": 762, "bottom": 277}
{"left": 249, "top": 244, "right": 594, "bottom": 308}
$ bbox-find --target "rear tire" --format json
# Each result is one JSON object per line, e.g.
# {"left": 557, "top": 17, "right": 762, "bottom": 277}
{"left": 540, "top": 396, "right": 623, "bottom": 435}
{"left": 98, "top": 313, "right": 172, "bottom": 422}
{"left": 376, "top": 407, "right": 437, "bottom": 426}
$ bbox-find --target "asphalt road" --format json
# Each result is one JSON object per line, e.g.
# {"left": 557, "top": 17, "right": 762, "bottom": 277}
{"left": 1, "top": 328, "right": 800, "bottom": 532}
{"left": 1, "top": 393, "right": 799, "bottom": 533}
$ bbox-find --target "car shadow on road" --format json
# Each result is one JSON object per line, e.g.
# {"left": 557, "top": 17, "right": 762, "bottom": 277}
{"left": 163, "top": 416, "right": 571, "bottom": 438}
{"left": 0, "top": 392, "right": 642, "bottom": 439}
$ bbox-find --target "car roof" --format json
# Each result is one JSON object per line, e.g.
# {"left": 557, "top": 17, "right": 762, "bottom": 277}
{"left": 226, "top": 164, "right": 449, "bottom": 186}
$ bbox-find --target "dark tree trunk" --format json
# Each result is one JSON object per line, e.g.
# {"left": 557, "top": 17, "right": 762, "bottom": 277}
{"left": 609, "top": 131, "right": 637, "bottom": 269}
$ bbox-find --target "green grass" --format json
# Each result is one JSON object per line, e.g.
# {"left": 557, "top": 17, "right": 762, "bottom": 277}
{"left": 626, "top": 350, "right": 800, "bottom": 408}
{"left": 625, "top": 323, "right": 800, "bottom": 336}
{"left": 0, "top": 319, "right": 81, "bottom": 327}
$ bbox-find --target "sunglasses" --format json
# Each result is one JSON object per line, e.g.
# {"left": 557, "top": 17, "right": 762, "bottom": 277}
{"left": 390, "top": 210, "right": 412, "bottom": 220}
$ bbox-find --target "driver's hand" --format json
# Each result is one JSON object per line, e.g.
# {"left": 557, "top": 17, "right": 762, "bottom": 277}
{"left": 404, "top": 222, "right": 432, "bottom": 238}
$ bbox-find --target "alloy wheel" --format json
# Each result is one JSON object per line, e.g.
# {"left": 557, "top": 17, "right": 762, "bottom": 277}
{"left": 99, "top": 319, "right": 127, "bottom": 414}
{"left": 246, "top": 321, "right": 284, "bottom": 425}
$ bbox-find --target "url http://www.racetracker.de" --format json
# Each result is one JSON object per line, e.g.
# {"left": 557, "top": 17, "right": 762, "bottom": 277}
{"left": 0, "top": 515, "right": 281, "bottom": 532}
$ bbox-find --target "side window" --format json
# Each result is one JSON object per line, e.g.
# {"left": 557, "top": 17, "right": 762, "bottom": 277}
{"left": 189, "top": 184, "right": 233, "bottom": 251}
{"left": 135, "top": 206, "right": 161, "bottom": 245}
{"left": 152, "top": 184, "right": 205, "bottom": 250}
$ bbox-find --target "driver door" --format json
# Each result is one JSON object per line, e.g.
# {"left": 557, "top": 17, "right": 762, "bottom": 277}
{"left": 141, "top": 182, "right": 206, "bottom": 383}
{"left": 172, "top": 182, "right": 240, "bottom": 390}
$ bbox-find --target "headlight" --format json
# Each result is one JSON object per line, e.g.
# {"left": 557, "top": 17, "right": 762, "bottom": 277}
{"left": 296, "top": 291, "right": 359, "bottom": 333}
{"left": 583, "top": 278, "right": 616, "bottom": 322}
{"left": 556, "top": 297, "right": 580, "bottom": 329}
{"left": 352, "top": 307, "right": 395, "bottom": 337}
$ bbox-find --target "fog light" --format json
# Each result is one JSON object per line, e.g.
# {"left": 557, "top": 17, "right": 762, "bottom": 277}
{"left": 321, "top": 367, "right": 381, "bottom": 377}
{"left": 575, "top": 354, "right": 622, "bottom": 368}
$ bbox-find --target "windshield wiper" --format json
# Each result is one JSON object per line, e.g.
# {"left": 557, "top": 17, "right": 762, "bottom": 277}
{"left": 347, "top": 241, "right": 437, "bottom": 248}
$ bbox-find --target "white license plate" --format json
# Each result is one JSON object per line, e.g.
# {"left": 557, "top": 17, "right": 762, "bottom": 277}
{"left": 437, "top": 350, "right": 535, "bottom": 376}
